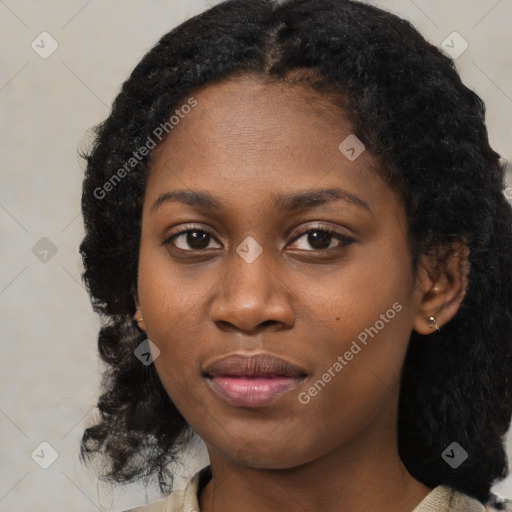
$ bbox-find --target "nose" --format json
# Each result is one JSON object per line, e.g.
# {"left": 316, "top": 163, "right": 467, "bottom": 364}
{"left": 209, "top": 245, "right": 295, "bottom": 334}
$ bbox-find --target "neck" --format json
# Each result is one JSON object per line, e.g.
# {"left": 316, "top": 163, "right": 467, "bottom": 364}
{"left": 199, "top": 419, "right": 431, "bottom": 512}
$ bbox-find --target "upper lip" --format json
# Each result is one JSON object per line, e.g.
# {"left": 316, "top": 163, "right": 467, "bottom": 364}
{"left": 202, "top": 353, "right": 307, "bottom": 378}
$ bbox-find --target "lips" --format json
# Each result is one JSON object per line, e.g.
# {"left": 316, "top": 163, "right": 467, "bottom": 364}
{"left": 203, "top": 353, "right": 306, "bottom": 378}
{"left": 202, "top": 353, "right": 307, "bottom": 407}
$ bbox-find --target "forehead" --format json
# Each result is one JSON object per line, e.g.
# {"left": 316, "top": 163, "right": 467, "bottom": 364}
{"left": 143, "top": 74, "right": 401, "bottom": 223}
{"left": 148, "top": 75, "right": 376, "bottom": 178}
{"left": 175, "top": 75, "right": 349, "bottom": 147}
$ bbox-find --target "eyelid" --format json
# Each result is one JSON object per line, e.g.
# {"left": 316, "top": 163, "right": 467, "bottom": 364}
{"left": 162, "top": 222, "right": 356, "bottom": 251}
{"left": 287, "top": 222, "right": 354, "bottom": 241}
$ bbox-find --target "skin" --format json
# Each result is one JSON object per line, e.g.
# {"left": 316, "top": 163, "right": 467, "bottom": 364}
{"left": 135, "top": 75, "right": 469, "bottom": 512}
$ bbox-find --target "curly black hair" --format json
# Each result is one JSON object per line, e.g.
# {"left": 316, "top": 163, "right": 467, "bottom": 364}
{"left": 79, "top": 0, "right": 512, "bottom": 501}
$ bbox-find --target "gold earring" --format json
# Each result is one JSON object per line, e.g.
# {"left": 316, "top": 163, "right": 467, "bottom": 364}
{"left": 134, "top": 307, "right": 144, "bottom": 324}
{"left": 427, "top": 316, "right": 440, "bottom": 332}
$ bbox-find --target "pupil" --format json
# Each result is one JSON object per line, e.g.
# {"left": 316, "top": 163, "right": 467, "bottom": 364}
{"left": 309, "top": 231, "right": 331, "bottom": 250}
{"left": 188, "top": 231, "right": 209, "bottom": 249}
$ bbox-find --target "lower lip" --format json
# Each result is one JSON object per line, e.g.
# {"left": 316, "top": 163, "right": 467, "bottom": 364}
{"left": 206, "top": 375, "right": 304, "bottom": 407}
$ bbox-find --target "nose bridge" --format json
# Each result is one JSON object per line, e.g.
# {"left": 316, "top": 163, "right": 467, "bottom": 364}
{"left": 209, "top": 236, "right": 294, "bottom": 331}
{"left": 226, "top": 236, "right": 275, "bottom": 307}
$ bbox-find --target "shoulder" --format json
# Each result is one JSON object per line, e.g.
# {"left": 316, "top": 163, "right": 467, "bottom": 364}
{"left": 122, "top": 465, "right": 212, "bottom": 512}
{"left": 122, "top": 494, "right": 176, "bottom": 512}
{"left": 413, "top": 485, "right": 487, "bottom": 512}
{"left": 122, "top": 489, "right": 185, "bottom": 512}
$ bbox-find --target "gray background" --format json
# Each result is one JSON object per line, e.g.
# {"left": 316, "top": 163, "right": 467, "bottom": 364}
{"left": 1, "top": 0, "right": 511, "bottom": 510}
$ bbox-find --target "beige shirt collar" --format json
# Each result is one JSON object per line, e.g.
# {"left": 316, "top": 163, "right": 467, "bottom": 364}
{"left": 128, "top": 465, "right": 486, "bottom": 512}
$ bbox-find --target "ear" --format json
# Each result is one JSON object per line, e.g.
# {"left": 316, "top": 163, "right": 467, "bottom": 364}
{"left": 132, "top": 290, "right": 147, "bottom": 332}
{"left": 412, "top": 243, "right": 470, "bottom": 335}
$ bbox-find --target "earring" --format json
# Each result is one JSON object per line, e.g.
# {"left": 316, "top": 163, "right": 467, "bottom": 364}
{"left": 427, "top": 316, "right": 440, "bottom": 332}
{"left": 134, "top": 307, "right": 144, "bottom": 324}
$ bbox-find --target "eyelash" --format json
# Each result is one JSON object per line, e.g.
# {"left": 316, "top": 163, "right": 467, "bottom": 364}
{"left": 162, "top": 224, "right": 355, "bottom": 252}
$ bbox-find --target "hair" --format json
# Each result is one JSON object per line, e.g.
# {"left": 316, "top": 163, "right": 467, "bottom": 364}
{"left": 79, "top": 0, "right": 512, "bottom": 501}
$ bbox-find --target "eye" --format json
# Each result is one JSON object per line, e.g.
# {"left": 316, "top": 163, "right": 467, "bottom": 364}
{"left": 163, "top": 227, "right": 221, "bottom": 251}
{"left": 162, "top": 224, "right": 355, "bottom": 253}
{"left": 288, "top": 226, "right": 355, "bottom": 251}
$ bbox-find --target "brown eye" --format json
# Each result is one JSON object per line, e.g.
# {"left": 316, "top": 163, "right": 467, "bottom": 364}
{"left": 164, "top": 229, "right": 221, "bottom": 251}
{"left": 288, "top": 227, "right": 355, "bottom": 251}
{"left": 305, "top": 230, "right": 332, "bottom": 250}
{"left": 162, "top": 225, "right": 355, "bottom": 254}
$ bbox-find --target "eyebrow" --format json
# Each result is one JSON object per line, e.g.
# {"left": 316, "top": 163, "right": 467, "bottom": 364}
{"left": 150, "top": 187, "right": 371, "bottom": 214}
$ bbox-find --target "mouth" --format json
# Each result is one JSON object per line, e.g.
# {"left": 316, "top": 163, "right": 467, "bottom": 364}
{"left": 202, "top": 353, "right": 307, "bottom": 407}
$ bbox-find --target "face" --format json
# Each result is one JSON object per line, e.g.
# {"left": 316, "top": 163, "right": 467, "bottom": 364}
{"left": 137, "top": 75, "right": 423, "bottom": 469}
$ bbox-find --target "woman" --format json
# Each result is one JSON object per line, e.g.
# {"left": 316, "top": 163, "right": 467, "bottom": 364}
{"left": 79, "top": 0, "right": 512, "bottom": 510}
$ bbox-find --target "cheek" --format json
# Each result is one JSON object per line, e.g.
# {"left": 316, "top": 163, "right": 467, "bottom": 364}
{"left": 298, "top": 237, "right": 414, "bottom": 401}
{"left": 303, "top": 235, "right": 413, "bottom": 345}
{"left": 137, "top": 238, "right": 217, "bottom": 339}
{"left": 137, "top": 250, "right": 208, "bottom": 390}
